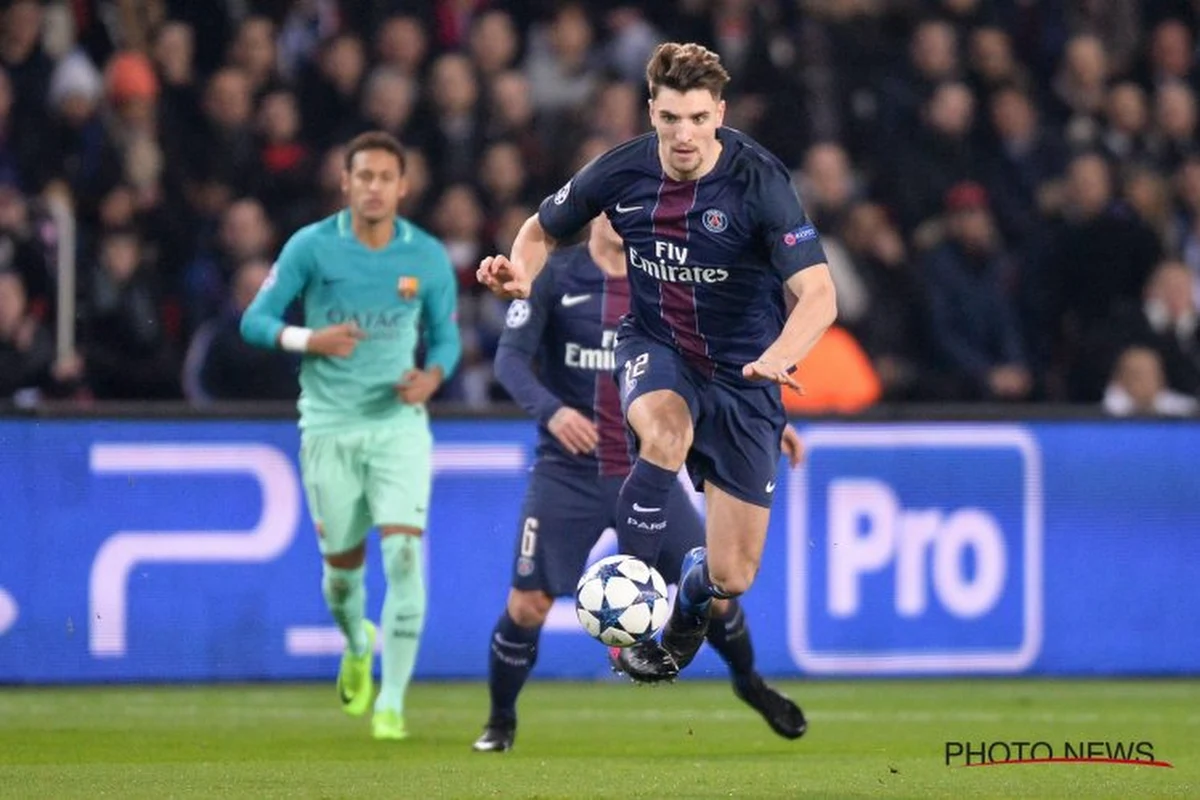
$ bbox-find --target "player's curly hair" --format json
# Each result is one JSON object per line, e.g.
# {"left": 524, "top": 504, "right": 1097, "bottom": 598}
{"left": 645, "top": 42, "right": 731, "bottom": 99}
{"left": 344, "top": 131, "right": 407, "bottom": 174}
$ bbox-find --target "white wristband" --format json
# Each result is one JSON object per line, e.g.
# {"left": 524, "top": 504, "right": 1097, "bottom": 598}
{"left": 279, "top": 326, "right": 313, "bottom": 353}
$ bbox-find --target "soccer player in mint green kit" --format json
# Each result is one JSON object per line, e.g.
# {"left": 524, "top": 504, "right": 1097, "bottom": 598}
{"left": 241, "top": 131, "right": 461, "bottom": 741}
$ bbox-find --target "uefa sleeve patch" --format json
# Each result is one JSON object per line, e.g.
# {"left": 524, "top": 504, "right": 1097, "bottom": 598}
{"left": 783, "top": 224, "right": 818, "bottom": 247}
{"left": 262, "top": 262, "right": 279, "bottom": 289}
{"left": 506, "top": 299, "right": 531, "bottom": 328}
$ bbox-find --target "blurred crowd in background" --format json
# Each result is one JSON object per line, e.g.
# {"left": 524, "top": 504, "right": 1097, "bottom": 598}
{"left": 3, "top": 0, "right": 1200, "bottom": 417}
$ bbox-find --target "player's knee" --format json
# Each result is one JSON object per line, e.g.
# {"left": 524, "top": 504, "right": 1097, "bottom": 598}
{"left": 707, "top": 562, "right": 756, "bottom": 598}
{"left": 381, "top": 532, "right": 421, "bottom": 586}
{"left": 639, "top": 421, "right": 692, "bottom": 469}
{"left": 507, "top": 590, "right": 553, "bottom": 628}
{"left": 323, "top": 542, "right": 366, "bottom": 570}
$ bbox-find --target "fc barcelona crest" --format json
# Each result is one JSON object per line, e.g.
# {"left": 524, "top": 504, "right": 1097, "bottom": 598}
{"left": 398, "top": 276, "right": 419, "bottom": 299}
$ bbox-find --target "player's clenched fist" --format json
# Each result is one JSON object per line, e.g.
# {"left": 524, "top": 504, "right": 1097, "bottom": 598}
{"left": 476, "top": 254, "right": 531, "bottom": 300}
{"left": 308, "top": 322, "right": 365, "bottom": 357}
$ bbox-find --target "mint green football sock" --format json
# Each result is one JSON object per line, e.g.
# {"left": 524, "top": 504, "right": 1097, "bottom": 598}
{"left": 375, "top": 534, "right": 426, "bottom": 716}
{"left": 322, "top": 564, "right": 368, "bottom": 656}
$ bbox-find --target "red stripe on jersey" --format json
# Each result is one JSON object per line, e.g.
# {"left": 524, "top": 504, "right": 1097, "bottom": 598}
{"left": 595, "top": 275, "right": 631, "bottom": 476}
{"left": 652, "top": 178, "right": 715, "bottom": 377}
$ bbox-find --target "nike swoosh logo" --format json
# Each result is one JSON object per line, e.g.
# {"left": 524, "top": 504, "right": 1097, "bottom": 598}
{"left": 561, "top": 293, "right": 592, "bottom": 307}
{"left": 765, "top": 482, "right": 776, "bottom": 493}
{"left": 614, "top": 203, "right": 643, "bottom": 213}
{"left": 632, "top": 503, "right": 661, "bottom": 513}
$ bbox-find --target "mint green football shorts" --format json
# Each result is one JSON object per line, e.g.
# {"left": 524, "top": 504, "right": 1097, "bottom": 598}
{"left": 299, "top": 421, "right": 433, "bottom": 555}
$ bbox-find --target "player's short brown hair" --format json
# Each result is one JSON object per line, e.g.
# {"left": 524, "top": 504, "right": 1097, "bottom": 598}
{"left": 645, "top": 42, "right": 731, "bottom": 99}
{"left": 344, "top": 131, "right": 407, "bottom": 174}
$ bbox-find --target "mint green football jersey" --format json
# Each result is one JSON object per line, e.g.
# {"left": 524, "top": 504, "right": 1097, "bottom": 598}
{"left": 241, "top": 210, "right": 462, "bottom": 432}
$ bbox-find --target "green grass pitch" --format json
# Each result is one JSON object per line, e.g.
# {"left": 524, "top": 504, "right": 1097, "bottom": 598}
{"left": 1, "top": 679, "right": 1196, "bottom": 798}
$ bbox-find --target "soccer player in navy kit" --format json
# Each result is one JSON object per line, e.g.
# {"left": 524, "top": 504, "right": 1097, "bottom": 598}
{"left": 478, "top": 43, "right": 837, "bottom": 682}
{"left": 472, "top": 215, "right": 806, "bottom": 753}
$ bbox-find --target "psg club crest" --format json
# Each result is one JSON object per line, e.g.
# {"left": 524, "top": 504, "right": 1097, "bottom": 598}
{"left": 702, "top": 208, "right": 728, "bottom": 233}
{"left": 397, "top": 276, "right": 420, "bottom": 299}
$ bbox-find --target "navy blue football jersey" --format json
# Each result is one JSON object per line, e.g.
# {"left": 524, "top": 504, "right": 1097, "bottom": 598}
{"left": 496, "top": 244, "right": 631, "bottom": 476}
{"left": 538, "top": 128, "right": 826, "bottom": 383}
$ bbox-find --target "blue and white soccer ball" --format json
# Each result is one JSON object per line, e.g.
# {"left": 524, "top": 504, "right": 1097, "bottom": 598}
{"left": 575, "top": 555, "right": 670, "bottom": 647}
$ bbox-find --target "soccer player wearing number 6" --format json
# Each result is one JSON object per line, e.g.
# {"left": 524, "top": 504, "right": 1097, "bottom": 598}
{"left": 241, "top": 132, "right": 461, "bottom": 740}
{"left": 477, "top": 43, "right": 837, "bottom": 683}
{"left": 472, "top": 215, "right": 806, "bottom": 753}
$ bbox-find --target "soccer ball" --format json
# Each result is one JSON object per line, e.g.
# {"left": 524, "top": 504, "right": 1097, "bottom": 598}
{"left": 575, "top": 555, "right": 670, "bottom": 647}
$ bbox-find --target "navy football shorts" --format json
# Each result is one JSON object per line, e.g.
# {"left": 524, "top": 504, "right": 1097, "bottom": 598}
{"left": 614, "top": 326, "right": 785, "bottom": 508}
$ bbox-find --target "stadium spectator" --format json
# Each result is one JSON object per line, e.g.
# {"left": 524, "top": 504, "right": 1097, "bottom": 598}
{"left": 586, "top": 80, "right": 643, "bottom": 146}
{"left": 877, "top": 19, "right": 961, "bottom": 138}
{"left": 347, "top": 65, "right": 418, "bottom": 146}
{"left": 967, "top": 26, "right": 1030, "bottom": 98}
{"left": 228, "top": 16, "right": 282, "bottom": 98}
{"left": 796, "top": 141, "right": 860, "bottom": 235}
{"left": 1142, "top": 18, "right": 1200, "bottom": 92}
{"left": 525, "top": 3, "right": 599, "bottom": 121}
{"left": 1103, "top": 345, "right": 1197, "bottom": 416}
{"left": 478, "top": 140, "right": 530, "bottom": 212}
{"left": 885, "top": 81, "right": 980, "bottom": 236}
{"left": 981, "top": 84, "right": 1067, "bottom": 257}
{"left": 254, "top": 88, "right": 315, "bottom": 236}
{"left": 0, "top": 67, "right": 32, "bottom": 189}
{"left": 1100, "top": 82, "right": 1152, "bottom": 164}
{"left": 83, "top": 228, "right": 177, "bottom": 399}
{"left": 469, "top": 9, "right": 521, "bottom": 80}
{"left": 1049, "top": 34, "right": 1110, "bottom": 147}
{"left": 924, "top": 182, "right": 1031, "bottom": 401}
{"left": 299, "top": 33, "right": 366, "bottom": 150}
{"left": 183, "top": 259, "right": 298, "bottom": 404}
{"left": 38, "top": 49, "right": 111, "bottom": 207}
{"left": 1, "top": 0, "right": 53, "bottom": 136}
{"left": 0, "top": 183, "right": 51, "bottom": 314}
{"left": 839, "top": 202, "right": 926, "bottom": 402}
{"left": 151, "top": 20, "right": 198, "bottom": 137}
{"left": 0, "top": 269, "right": 53, "bottom": 401}
{"left": 182, "top": 197, "right": 275, "bottom": 335}
{"left": 426, "top": 53, "right": 485, "bottom": 187}
{"left": 373, "top": 14, "right": 429, "bottom": 80}
{"left": 1108, "top": 262, "right": 1200, "bottom": 398}
{"left": 186, "top": 67, "right": 259, "bottom": 198}
{"left": 1149, "top": 80, "right": 1199, "bottom": 173}
{"left": 1042, "top": 152, "right": 1162, "bottom": 400}
{"left": 603, "top": 5, "right": 662, "bottom": 85}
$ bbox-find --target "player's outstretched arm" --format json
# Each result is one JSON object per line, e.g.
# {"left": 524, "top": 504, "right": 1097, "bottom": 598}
{"left": 476, "top": 213, "right": 558, "bottom": 300}
{"left": 744, "top": 265, "right": 837, "bottom": 388}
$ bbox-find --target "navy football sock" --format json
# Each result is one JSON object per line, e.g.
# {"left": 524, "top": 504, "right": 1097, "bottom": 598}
{"left": 487, "top": 611, "right": 540, "bottom": 724}
{"left": 706, "top": 599, "right": 755, "bottom": 678}
{"left": 615, "top": 458, "right": 677, "bottom": 565}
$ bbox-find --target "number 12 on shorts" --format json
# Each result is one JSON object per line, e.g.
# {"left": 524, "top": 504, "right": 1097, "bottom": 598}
{"left": 624, "top": 352, "right": 648, "bottom": 395}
